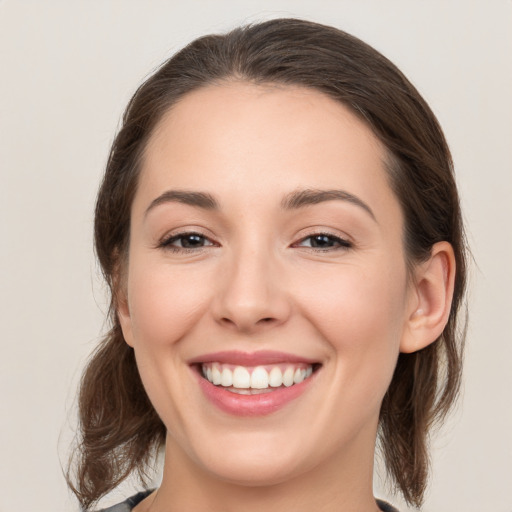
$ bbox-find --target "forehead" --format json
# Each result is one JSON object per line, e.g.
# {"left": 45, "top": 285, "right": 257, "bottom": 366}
{"left": 137, "top": 82, "right": 398, "bottom": 220}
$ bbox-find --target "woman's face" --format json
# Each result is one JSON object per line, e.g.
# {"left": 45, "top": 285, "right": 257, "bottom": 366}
{"left": 119, "top": 82, "right": 418, "bottom": 485}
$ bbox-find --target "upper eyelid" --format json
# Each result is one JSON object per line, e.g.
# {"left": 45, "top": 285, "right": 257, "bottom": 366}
{"left": 159, "top": 227, "right": 215, "bottom": 242}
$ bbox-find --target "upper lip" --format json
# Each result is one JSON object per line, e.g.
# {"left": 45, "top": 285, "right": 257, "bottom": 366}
{"left": 187, "top": 350, "right": 319, "bottom": 366}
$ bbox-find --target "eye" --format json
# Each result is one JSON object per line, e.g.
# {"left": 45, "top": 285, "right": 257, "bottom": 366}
{"left": 159, "top": 232, "right": 216, "bottom": 252}
{"left": 295, "top": 233, "right": 352, "bottom": 251}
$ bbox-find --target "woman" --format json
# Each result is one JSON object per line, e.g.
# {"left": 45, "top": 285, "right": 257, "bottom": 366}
{"left": 68, "top": 18, "right": 467, "bottom": 512}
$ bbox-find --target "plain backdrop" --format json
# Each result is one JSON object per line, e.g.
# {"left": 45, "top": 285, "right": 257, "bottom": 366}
{"left": 1, "top": 1, "right": 511, "bottom": 511}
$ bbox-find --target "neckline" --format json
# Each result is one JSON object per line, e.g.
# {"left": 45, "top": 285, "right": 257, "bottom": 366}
{"left": 119, "top": 490, "right": 398, "bottom": 512}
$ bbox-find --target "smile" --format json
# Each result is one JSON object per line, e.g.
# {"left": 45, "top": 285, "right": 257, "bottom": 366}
{"left": 201, "top": 362, "right": 314, "bottom": 393}
{"left": 190, "top": 351, "right": 322, "bottom": 416}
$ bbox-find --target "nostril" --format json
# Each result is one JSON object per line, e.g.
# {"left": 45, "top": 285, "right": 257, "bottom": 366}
{"left": 255, "top": 317, "right": 278, "bottom": 326}
{"left": 218, "top": 311, "right": 284, "bottom": 332}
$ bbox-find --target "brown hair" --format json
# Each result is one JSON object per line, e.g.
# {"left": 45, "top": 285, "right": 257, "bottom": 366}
{"left": 68, "top": 18, "right": 467, "bottom": 509}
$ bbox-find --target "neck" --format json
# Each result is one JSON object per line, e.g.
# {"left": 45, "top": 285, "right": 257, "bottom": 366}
{"left": 142, "top": 429, "right": 381, "bottom": 512}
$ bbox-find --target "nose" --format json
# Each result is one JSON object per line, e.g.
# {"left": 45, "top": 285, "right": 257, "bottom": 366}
{"left": 212, "top": 244, "right": 292, "bottom": 334}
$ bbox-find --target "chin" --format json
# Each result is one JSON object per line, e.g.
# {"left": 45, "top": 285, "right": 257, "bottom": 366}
{"left": 203, "top": 454, "right": 307, "bottom": 488}
{"left": 189, "top": 429, "right": 313, "bottom": 487}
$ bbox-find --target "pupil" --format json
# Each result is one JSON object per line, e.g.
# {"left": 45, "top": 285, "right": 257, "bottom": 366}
{"left": 182, "top": 234, "right": 203, "bottom": 248}
{"left": 312, "top": 235, "right": 332, "bottom": 247}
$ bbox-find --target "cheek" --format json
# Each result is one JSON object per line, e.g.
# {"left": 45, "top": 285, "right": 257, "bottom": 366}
{"left": 296, "top": 260, "right": 408, "bottom": 393}
{"left": 124, "top": 258, "right": 216, "bottom": 429}
{"left": 299, "top": 258, "right": 407, "bottom": 334}
{"left": 127, "top": 259, "right": 213, "bottom": 350}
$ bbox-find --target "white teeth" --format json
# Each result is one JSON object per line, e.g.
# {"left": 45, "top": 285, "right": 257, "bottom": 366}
{"left": 232, "top": 366, "right": 251, "bottom": 388}
{"left": 212, "top": 364, "right": 222, "bottom": 385}
{"left": 293, "top": 368, "right": 305, "bottom": 384}
{"left": 250, "top": 366, "right": 269, "bottom": 389}
{"left": 282, "top": 367, "right": 295, "bottom": 387}
{"left": 268, "top": 367, "right": 283, "bottom": 387}
{"left": 229, "top": 387, "right": 275, "bottom": 395}
{"left": 201, "top": 362, "right": 316, "bottom": 389}
{"left": 230, "top": 388, "right": 252, "bottom": 395}
{"left": 221, "top": 367, "right": 233, "bottom": 387}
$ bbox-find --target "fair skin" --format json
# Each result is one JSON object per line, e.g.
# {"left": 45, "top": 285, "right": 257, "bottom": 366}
{"left": 118, "top": 82, "right": 455, "bottom": 512}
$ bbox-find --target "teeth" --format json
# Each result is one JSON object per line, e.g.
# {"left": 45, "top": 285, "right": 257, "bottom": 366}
{"left": 201, "top": 362, "right": 316, "bottom": 390}
{"left": 282, "top": 367, "right": 294, "bottom": 387}
{"left": 233, "top": 366, "right": 251, "bottom": 388}
{"left": 212, "top": 364, "right": 222, "bottom": 385}
{"left": 229, "top": 387, "right": 275, "bottom": 395}
{"left": 221, "top": 367, "right": 233, "bottom": 387}
{"left": 250, "top": 366, "right": 269, "bottom": 389}
{"left": 269, "top": 367, "right": 283, "bottom": 387}
{"left": 293, "top": 368, "right": 305, "bottom": 384}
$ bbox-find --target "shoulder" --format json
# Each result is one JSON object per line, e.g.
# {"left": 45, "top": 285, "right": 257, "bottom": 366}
{"left": 376, "top": 499, "right": 400, "bottom": 512}
{"left": 95, "top": 490, "right": 154, "bottom": 512}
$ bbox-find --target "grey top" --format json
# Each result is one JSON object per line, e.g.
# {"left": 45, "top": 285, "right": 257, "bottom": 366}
{"left": 97, "top": 490, "right": 399, "bottom": 512}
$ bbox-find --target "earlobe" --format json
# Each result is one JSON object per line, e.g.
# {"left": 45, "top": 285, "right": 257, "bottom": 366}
{"left": 400, "top": 241, "right": 456, "bottom": 354}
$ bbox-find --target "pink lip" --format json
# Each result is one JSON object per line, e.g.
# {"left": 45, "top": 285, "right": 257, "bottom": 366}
{"left": 193, "top": 368, "right": 318, "bottom": 417}
{"left": 187, "top": 350, "right": 318, "bottom": 366}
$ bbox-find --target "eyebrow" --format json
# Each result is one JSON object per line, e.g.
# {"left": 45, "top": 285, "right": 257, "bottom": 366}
{"left": 145, "top": 190, "right": 219, "bottom": 217}
{"left": 281, "top": 188, "right": 376, "bottom": 221}
{"left": 144, "top": 187, "right": 376, "bottom": 222}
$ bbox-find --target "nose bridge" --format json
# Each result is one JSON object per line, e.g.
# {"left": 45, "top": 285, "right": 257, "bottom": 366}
{"left": 214, "top": 234, "right": 290, "bottom": 332}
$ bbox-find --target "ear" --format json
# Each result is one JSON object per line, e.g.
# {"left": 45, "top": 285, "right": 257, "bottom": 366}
{"left": 400, "top": 241, "right": 456, "bottom": 354}
{"left": 113, "top": 257, "right": 135, "bottom": 348}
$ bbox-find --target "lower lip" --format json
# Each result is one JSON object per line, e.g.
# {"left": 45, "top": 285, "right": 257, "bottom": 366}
{"left": 194, "top": 368, "right": 318, "bottom": 417}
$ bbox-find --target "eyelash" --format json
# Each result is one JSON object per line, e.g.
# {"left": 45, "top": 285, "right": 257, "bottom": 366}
{"left": 293, "top": 232, "right": 352, "bottom": 251}
{"left": 158, "top": 231, "right": 352, "bottom": 253}
{"left": 158, "top": 232, "right": 216, "bottom": 253}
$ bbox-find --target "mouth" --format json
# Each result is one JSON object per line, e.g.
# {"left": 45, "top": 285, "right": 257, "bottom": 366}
{"left": 197, "top": 362, "right": 321, "bottom": 394}
{"left": 189, "top": 351, "right": 322, "bottom": 416}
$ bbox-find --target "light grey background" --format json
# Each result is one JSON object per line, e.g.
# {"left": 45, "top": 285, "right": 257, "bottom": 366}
{"left": 1, "top": 1, "right": 511, "bottom": 511}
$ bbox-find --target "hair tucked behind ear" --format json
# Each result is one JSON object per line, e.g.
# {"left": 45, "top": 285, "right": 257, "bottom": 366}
{"left": 68, "top": 18, "right": 467, "bottom": 509}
